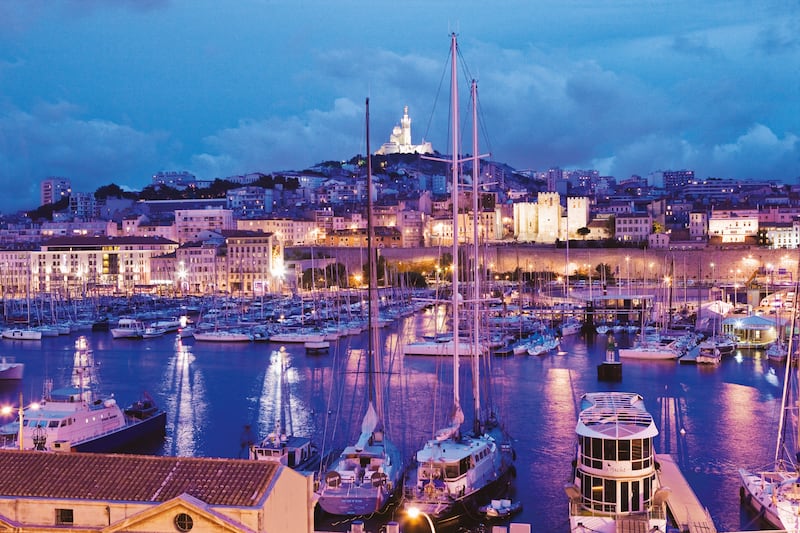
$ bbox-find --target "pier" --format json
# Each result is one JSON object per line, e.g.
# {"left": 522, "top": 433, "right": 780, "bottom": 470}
{"left": 656, "top": 454, "right": 717, "bottom": 533}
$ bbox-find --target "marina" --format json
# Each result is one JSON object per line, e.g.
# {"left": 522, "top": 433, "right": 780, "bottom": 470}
{"left": 0, "top": 304, "right": 789, "bottom": 532}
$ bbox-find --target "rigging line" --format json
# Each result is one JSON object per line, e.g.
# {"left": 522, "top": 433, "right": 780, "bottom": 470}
{"left": 420, "top": 43, "right": 453, "bottom": 151}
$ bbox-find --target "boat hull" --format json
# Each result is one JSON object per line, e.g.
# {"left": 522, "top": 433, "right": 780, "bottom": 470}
{"left": 55, "top": 411, "right": 167, "bottom": 453}
{"left": 0, "top": 361, "right": 24, "bottom": 380}
{"left": 739, "top": 468, "right": 797, "bottom": 530}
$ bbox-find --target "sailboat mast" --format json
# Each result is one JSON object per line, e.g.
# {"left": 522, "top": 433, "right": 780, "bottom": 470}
{"left": 776, "top": 271, "right": 800, "bottom": 466}
{"left": 470, "top": 79, "right": 481, "bottom": 430}
{"left": 450, "top": 33, "right": 461, "bottom": 414}
{"left": 365, "top": 97, "right": 380, "bottom": 415}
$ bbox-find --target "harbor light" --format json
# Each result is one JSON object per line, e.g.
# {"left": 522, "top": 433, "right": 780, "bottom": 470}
{"left": 1, "top": 393, "right": 40, "bottom": 450}
{"left": 406, "top": 506, "right": 436, "bottom": 532}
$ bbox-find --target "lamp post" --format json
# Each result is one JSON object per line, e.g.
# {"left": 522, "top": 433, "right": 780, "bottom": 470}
{"left": 1, "top": 393, "right": 39, "bottom": 450}
{"left": 407, "top": 506, "right": 436, "bottom": 533}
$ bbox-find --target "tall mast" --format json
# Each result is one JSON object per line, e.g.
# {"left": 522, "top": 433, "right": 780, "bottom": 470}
{"left": 470, "top": 78, "right": 481, "bottom": 433}
{"left": 775, "top": 264, "right": 800, "bottom": 466}
{"left": 450, "top": 32, "right": 461, "bottom": 421}
{"left": 366, "top": 97, "right": 381, "bottom": 418}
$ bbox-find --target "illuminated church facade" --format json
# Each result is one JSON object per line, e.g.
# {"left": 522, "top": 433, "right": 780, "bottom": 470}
{"left": 375, "top": 106, "right": 434, "bottom": 155}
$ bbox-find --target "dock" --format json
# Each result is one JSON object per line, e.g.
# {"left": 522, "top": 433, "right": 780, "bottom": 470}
{"left": 656, "top": 453, "right": 717, "bottom": 533}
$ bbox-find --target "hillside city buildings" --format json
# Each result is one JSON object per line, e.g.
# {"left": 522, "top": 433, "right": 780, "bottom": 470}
{"left": 5, "top": 108, "right": 799, "bottom": 299}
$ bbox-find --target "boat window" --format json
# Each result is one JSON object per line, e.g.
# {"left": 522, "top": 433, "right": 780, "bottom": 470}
{"left": 604, "top": 479, "right": 616, "bottom": 503}
{"left": 60, "top": 420, "right": 67, "bottom": 427}
{"left": 618, "top": 439, "right": 630, "bottom": 461}
{"left": 620, "top": 481, "right": 629, "bottom": 513}
{"left": 591, "top": 437, "right": 602, "bottom": 459}
{"left": 603, "top": 439, "right": 616, "bottom": 461}
{"left": 631, "top": 480, "right": 641, "bottom": 512}
{"left": 631, "top": 439, "right": 642, "bottom": 460}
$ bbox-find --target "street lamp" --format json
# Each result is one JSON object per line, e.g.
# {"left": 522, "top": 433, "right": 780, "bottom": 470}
{"left": 407, "top": 506, "right": 436, "bottom": 533}
{"left": 1, "top": 393, "right": 39, "bottom": 450}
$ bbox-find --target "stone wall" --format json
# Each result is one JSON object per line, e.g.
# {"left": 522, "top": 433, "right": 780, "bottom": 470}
{"left": 303, "top": 244, "right": 799, "bottom": 285}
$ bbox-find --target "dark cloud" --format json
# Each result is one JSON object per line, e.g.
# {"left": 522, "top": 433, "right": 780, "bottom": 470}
{"left": 0, "top": 102, "right": 166, "bottom": 212}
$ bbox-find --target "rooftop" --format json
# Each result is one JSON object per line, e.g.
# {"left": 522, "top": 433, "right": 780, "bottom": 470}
{"left": 0, "top": 450, "right": 279, "bottom": 507}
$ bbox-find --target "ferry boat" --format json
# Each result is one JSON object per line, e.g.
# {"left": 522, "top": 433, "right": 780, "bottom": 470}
{"left": 565, "top": 392, "right": 671, "bottom": 533}
{"left": 0, "top": 337, "right": 166, "bottom": 453}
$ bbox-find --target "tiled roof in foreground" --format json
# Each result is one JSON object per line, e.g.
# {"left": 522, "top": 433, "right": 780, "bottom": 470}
{"left": 0, "top": 451, "right": 279, "bottom": 507}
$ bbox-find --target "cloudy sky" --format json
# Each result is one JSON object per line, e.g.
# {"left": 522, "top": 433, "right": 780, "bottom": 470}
{"left": 0, "top": 0, "right": 797, "bottom": 213}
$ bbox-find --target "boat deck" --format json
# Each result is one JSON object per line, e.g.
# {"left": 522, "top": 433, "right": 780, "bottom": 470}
{"left": 656, "top": 454, "right": 717, "bottom": 533}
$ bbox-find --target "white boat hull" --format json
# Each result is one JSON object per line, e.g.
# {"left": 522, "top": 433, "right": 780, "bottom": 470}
{"left": 2, "top": 328, "right": 42, "bottom": 340}
{"left": 739, "top": 468, "right": 798, "bottom": 530}
{"left": 618, "top": 346, "right": 679, "bottom": 360}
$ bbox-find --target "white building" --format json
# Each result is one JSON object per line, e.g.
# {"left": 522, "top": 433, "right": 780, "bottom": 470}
{"left": 40, "top": 177, "right": 71, "bottom": 206}
{"left": 28, "top": 235, "right": 179, "bottom": 296}
{"left": 237, "top": 218, "right": 318, "bottom": 246}
{"left": 708, "top": 210, "right": 759, "bottom": 243}
{"left": 174, "top": 208, "right": 235, "bottom": 244}
{"left": 375, "top": 106, "right": 433, "bottom": 155}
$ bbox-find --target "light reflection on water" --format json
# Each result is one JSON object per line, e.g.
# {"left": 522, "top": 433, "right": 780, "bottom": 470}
{"left": 0, "top": 316, "right": 792, "bottom": 533}
{"left": 162, "top": 337, "right": 205, "bottom": 457}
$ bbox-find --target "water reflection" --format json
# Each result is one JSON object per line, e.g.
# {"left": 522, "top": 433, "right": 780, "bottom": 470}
{"left": 254, "top": 347, "right": 314, "bottom": 442}
{"left": 162, "top": 337, "right": 205, "bottom": 456}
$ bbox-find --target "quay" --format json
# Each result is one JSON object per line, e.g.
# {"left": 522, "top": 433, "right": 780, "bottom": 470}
{"left": 316, "top": 522, "right": 532, "bottom": 533}
{"left": 657, "top": 453, "right": 717, "bottom": 533}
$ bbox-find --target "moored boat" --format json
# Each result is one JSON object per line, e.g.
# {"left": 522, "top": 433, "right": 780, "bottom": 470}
{"left": 401, "top": 35, "right": 515, "bottom": 528}
{"left": 1, "top": 328, "right": 42, "bottom": 341}
{"left": 315, "top": 98, "right": 403, "bottom": 518}
{"left": 740, "top": 284, "right": 800, "bottom": 527}
{"left": 0, "top": 337, "right": 166, "bottom": 453}
{"left": 478, "top": 499, "right": 523, "bottom": 520}
{"left": 110, "top": 317, "right": 145, "bottom": 339}
{"left": 0, "top": 357, "right": 24, "bottom": 380}
{"left": 565, "top": 392, "right": 671, "bottom": 533}
{"left": 193, "top": 330, "right": 253, "bottom": 342}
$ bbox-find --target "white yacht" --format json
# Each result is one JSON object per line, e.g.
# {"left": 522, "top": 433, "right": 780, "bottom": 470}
{"left": 401, "top": 34, "right": 515, "bottom": 527}
{"left": 110, "top": 317, "right": 145, "bottom": 339}
{"left": 565, "top": 392, "right": 671, "bottom": 533}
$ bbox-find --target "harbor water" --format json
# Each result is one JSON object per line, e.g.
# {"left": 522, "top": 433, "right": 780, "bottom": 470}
{"left": 0, "top": 309, "right": 783, "bottom": 533}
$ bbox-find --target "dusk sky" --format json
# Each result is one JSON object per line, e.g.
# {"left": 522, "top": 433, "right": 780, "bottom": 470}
{"left": 0, "top": 1, "right": 797, "bottom": 213}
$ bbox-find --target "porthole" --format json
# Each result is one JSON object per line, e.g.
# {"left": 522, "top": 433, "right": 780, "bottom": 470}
{"left": 174, "top": 513, "right": 193, "bottom": 532}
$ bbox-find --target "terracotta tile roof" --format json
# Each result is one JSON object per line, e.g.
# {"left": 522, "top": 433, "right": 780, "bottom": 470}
{"left": 0, "top": 451, "right": 279, "bottom": 507}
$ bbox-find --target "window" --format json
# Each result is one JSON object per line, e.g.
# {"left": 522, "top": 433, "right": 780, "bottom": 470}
{"left": 56, "top": 508, "right": 74, "bottom": 525}
{"left": 174, "top": 513, "right": 193, "bottom": 532}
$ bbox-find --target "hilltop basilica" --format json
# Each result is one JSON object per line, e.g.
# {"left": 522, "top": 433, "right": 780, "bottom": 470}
{"left": 375, "top": 106, "right": 433, "bottom": 155}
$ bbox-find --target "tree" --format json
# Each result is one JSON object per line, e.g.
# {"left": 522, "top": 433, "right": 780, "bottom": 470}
{"left": 605, "top": 215, "right": 616, "bottom": 239}
{"left": 577, "top": 227, "right": 591, "bottom": 240}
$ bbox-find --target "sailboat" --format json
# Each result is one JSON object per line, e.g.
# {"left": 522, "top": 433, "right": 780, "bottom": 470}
{"left": 739, "top": 275, "right": 800, "bottom": 528}
{"left": 401, "top": 33, "right": 516, "bottom": 525}
{"left": 315, "top": 98, "right": 403, "bottom": 517}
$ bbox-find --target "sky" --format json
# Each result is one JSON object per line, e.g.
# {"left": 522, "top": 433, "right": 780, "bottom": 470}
{"left": 0, "top": 0, "right": 797, "bottom": 213}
